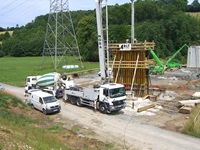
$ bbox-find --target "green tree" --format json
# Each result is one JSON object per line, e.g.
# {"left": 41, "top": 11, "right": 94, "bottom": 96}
{"left": 157, "top": 0, "right": 188, "bottom": 11}
{"left": 109, "top": 25, "right": 131, "bottom": 43}
{"left": 0, "top": 27, "right": 5, "bottom": 31}
{"left": 0, "top": 50, "right": 5, "bottom": 57}
{"left": 189, "top": 0, "right": 200, "bottom": 12}
{"left": 76, "top": 16, "right": 98, "bottom": 61}
{"left": 0, "top": 31, "right": 10, "bottom": 41}
{"left": 135, "top": 0, "right": 160, "bottom": 22}
{"left": 108, "top": 3, "right": 131, "bottom": 25}
{"left": 4, "top": 31, "right": 10, "bottom": 39}
{"left": 0, "top": 44, "right": 4, "bottom": 57}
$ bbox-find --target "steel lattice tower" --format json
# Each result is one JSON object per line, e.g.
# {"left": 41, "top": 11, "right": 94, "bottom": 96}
{"left": 42, "top": 0, "right": 83, "bottom": 69}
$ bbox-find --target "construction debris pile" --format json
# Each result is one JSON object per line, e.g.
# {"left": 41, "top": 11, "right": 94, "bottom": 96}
{"left": 124, "top": 68, "right": 200, "bottom": 116}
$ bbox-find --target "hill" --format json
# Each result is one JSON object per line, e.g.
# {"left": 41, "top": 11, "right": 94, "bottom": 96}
{"left": 0, "top": 90, "right": 119, "bottom": 149}
{"left": 0, "top": 31, "right": 13, "bottom": 46}
{"left": 0, "top": 1, "right": 200, "bottom": 61}
{"left": 186, "top": 12, "right": 200, "bottom": 19}
{"left": 0, "top": 31, "right": 13, "bottom": 36}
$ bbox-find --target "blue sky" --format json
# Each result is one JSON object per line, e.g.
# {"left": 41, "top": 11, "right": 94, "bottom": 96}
{"left": 0, "top": 0, "right": 196, "bottom": 28}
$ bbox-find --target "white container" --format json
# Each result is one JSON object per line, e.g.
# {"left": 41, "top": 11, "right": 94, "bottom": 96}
{"left": 187, "top": 46, "right": 200, "bottom": 68}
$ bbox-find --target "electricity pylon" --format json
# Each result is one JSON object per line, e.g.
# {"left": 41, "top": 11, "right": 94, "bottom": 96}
{"left": 42, "top": 0, "right": 83, "bottom": 69}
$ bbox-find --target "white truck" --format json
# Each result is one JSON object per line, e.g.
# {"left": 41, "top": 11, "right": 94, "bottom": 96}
{"left": 25, "top": 75, "right": 41, "bottom": 88}
{"left": 25, "top": 72, "right": 74, "bottom": 98}
{"left": 63, "top": 0, "right": 126, "bottom": 114}
{"left": 29, "top": 91, "right": 61, "bottom": 115}
{"left": 63, "top": 83, "right": 126, "bottom": 113}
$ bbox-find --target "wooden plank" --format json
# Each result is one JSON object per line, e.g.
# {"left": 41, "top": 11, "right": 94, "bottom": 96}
{"left": 137, "top": 104, "right": 155, "bottom": 112}
{"left": 192, "top": 92, "right": 200, "bottom": 98}
{"left": 149, "top": 95, "right": 157, "bottom": 101}
{"left": 142, "top": 95, "right": 150, "bottom": 99}
{"left": 179, "top": 106, "right": 193, "bottom": 114}
{"left": 177, "top": 100, "right": 200, "bottom": 108}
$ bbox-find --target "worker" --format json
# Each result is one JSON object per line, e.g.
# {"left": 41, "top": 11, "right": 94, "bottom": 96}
{"left": 56, "top": 87, "right": 62, "bottom": 98}
{"left": 94, "top": 99, "right": 97, "bottom": 110}
{"left": 93, "top": 97, "right": 98, "bottom": 112}
{"left": 126, "top": 39, "right": 130, "bottom": 43}
{"left": 134, "top": 38, "right": 138, "bottom": 43}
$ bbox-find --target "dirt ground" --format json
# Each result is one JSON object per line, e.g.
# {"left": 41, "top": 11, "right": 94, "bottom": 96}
{"left": 75, "top": 68, "right": 200, "bottom": 133}
{"left": 138, "top": 68, "right": 200, "bottom": 132}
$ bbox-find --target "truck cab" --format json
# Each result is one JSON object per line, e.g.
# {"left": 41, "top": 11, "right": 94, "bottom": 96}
{"left": 26, "top": 75, "right": 41, "bottom": 88}
{"left": 98, "top": 83, "right": 126, "bottom": 113}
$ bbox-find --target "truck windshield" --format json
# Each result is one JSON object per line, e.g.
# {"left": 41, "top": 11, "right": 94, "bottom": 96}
{"left": 43, "top": 96, "right": 57, "bottom": 103}
{"left": 109, "top": 87, "right": 126, "bottom": 98}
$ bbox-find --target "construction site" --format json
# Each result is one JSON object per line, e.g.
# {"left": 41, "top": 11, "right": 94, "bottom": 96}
{"left": 39, "top": 0, "right": 200, "bottom": 131}
{"left": 68, "top": 39, "right": 198, "bottom": 131}
{"left": 1, "top": 1, "right": 200, "bottom": 149}
{"left": 96, "top": 0, "right": 200, "bottom": 126}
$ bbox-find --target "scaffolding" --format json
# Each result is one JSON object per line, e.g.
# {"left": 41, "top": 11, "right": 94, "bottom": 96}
{"left": 109, "top": 41, "right": 155, "bottom": 97}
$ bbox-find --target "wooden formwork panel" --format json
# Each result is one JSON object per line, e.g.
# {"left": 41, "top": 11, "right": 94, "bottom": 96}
{"left": 111, "top": 51, "right": 148, "bottom": 69}
{"left": 109, "top": 41, "right": 154, "bottom": 97}
{"left": 109, "top": 40, "right": 155, "bottom": 51}
{"left": 112, "top": 68, "right": 147, "bottom": 96}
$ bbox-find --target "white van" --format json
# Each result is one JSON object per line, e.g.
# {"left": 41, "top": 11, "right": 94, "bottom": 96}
{"left": 30, "top": 91, "right": 61, "bottom": 114}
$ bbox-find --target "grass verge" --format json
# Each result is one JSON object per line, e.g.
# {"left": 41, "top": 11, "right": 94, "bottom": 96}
{"left": 0, "top": 91, "right": 119, "bottom": 150}
{"left": 181, "top": 104, "right": 200, "bottom": 138}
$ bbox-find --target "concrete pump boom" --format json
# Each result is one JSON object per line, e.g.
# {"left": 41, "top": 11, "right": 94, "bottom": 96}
{"left": 95, "top": 0, "right": 107, "bottom": 81}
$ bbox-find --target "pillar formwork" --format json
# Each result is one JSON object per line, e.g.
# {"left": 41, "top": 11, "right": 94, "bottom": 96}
{"left": 109, "top": 41, "right": 155, "bottom": 97}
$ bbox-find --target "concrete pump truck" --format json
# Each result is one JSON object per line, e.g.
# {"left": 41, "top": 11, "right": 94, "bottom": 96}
{"left": 63, "top": 0, "right": 126, "bottom": 114}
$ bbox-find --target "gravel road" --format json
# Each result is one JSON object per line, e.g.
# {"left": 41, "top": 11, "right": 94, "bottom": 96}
{"left": 1, "top": 81, "right": 200, "bottom": 150}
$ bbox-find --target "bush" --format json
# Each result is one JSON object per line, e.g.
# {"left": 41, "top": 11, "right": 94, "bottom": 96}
{"left": 182, "top": 105, "right": 200, "bottom": 138}
{"left": 0, "top": 50, "right": 5, "bottom": 57}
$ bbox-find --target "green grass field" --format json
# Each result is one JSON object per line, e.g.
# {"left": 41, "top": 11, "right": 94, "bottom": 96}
{"left": 0, "top": 31, "right": 13, "bottom": 36}
{"left": 0, "top": 56, "right": 99, "bottom": 86}
{"left": 186, "top": 12, "right": 200, "bottom": 20}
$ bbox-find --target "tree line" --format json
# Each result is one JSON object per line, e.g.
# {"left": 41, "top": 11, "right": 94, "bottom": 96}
{"left": 0, "top": 0, "right": 200, "bottom": 63}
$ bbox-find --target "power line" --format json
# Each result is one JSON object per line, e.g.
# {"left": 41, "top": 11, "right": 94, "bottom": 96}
{"left": 0, "top": 0, "right": 20, "bottom": 12}
{"left": 0, "top": 0, "right": 32, "bottom": 17}
{"left": 0, "top": 0, "right": 49, "bottom": 28}
{"left": 12, "top": 0, "right": 48, "bottom": 17}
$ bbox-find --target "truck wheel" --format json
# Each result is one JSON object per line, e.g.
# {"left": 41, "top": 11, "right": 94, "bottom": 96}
{"left": 106, "top": 109, "right": 111, "bottom": 114}
{"left": 76, "top": 98, "right": 82, "bottom": 107}
{"left": 43, "top": 109, "right": 47, "bottom": 115}
{"left": 63, "top": 96, "right": 68, "bottom": 103}
{"left": 31, "top": 104, "right": 35, "bottom": 109}
{"left": 99, "top": 104, "right": 107, "bottom": 114}
{"left": 63, "top": 95, "right": 69, "bottom": 102}
{"left": 70, "top": 96, "right": 77, "bottom": 105}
